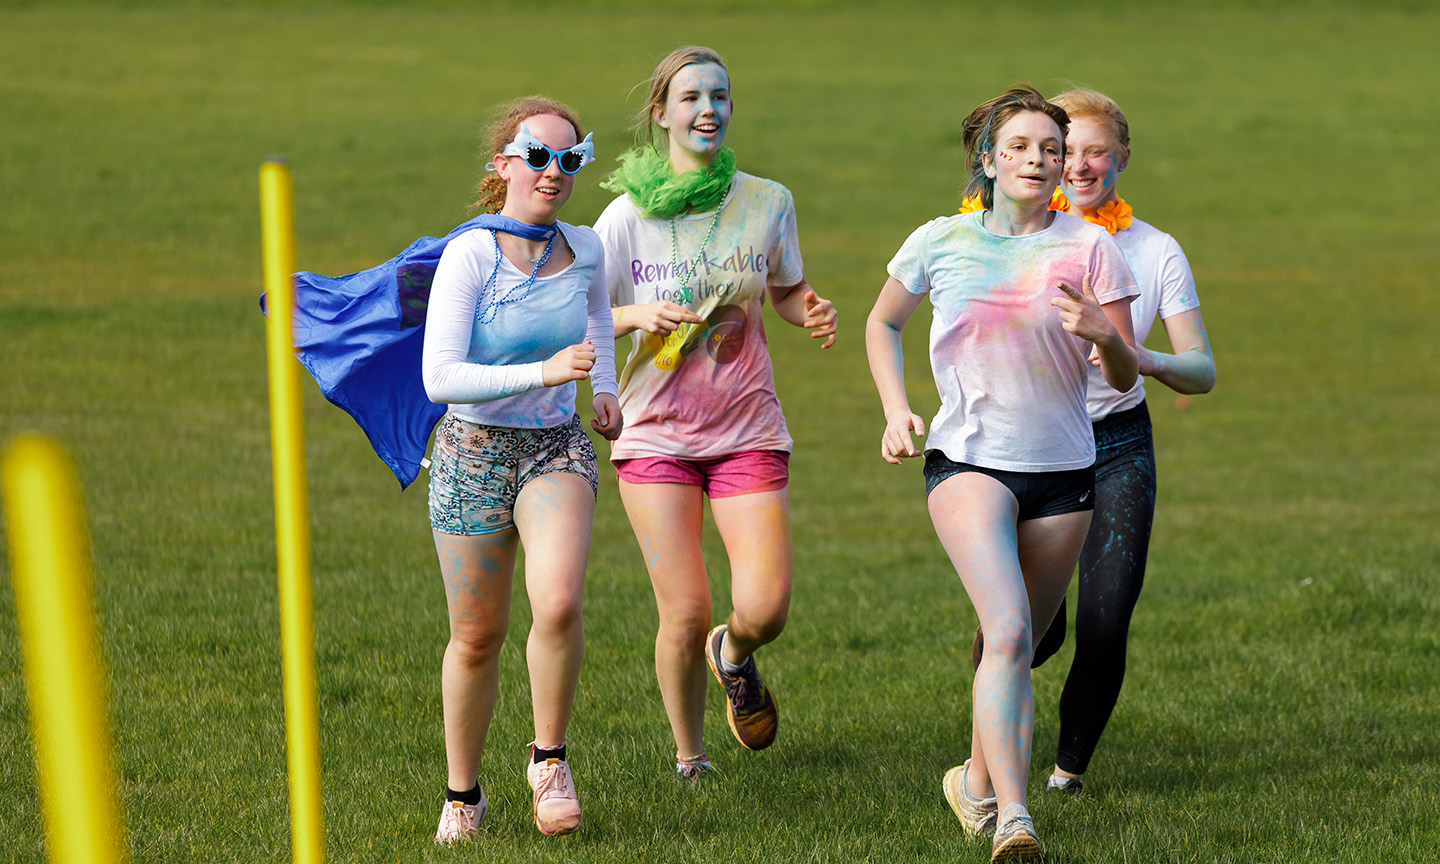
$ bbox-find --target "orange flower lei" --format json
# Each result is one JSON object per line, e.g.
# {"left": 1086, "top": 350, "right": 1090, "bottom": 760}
{"left": 1087, "top": 197, "right": 1133, "bottom": 234}
{"left": 959, "top": 188, "right": 1068, "bottom": 214}
{"left": 958, "top": 189, "right": 1133, "bottom": 234}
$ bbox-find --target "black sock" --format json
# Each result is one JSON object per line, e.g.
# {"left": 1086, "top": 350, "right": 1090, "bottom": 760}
{"left": 533, "top": 743, "right": 567, "bottom": 764}
{"left": 446, "top": 783, "right": 482, "bottom": 806}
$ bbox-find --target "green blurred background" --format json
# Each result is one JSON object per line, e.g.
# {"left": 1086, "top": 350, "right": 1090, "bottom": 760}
{"left": 2, "top": 1, "right": 1436, "bottom": 861}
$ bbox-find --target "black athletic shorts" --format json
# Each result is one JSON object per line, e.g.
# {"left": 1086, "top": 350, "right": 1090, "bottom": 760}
{"left": 923, "top": 452, "right": 1096, "bottom": 521}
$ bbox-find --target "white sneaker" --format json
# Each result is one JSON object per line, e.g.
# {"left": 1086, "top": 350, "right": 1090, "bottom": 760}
{"left": 1046, "top": 773, "right": 1083, "bottom": 795}
{"left": 527, "top": 751, "right": 582, "bottom": 836}
{"left": 434, "top": 792, "right": 486, "bottom": 843}
{"left": 991, "top": 806, "right": 1043, "bottom": 862}
{"left": 942, "top": 759, "right": 999, "bottom": 837}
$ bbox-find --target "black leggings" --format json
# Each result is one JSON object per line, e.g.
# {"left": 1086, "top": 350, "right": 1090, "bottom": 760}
{"left": 1033, "top": 401, "right": 1156, "bottom": 776}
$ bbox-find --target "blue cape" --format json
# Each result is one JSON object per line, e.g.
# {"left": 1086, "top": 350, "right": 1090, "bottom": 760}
{"left": 261, "top": 214, "right": 557, "bottom": 489}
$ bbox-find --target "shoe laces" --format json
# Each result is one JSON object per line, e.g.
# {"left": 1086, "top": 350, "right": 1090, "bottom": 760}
{"left": 996, "top": 809, "right": 1035, "bottom": 839}
{"left": 723, "top": 658, "right": 767, "bottom": 713}
{"left": 442, "top": 801, "right": 477, "bottom": 834}
{"left": 533, "top": 759, "right": 574, "bottom": 800}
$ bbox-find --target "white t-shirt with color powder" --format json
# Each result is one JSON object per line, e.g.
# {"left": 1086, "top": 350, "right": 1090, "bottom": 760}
{"left": 887, "top": 210, "right": 1139, "bottom": 472}
{"left": 1085, "top": 216, "right": 1200, "bottom": 420}
{"left": 595, "top": 172, "right": 806, "bottom": 461}
{"left": 422, "top": 223, "right": 617, "bottom": 428}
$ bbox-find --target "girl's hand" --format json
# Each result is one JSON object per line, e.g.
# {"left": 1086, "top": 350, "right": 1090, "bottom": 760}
{"left": 541, "top": 342, "right": 595, "bottom": 386}
{"left": 591, "top": 393, "right": 623, "bottom": 440}
{"left": 1051, "top": 274, "right": 1118, "bottom": 346}
{"left": 803, "top": 290, "right": 838, "bottom": 349}
{"left": 621, "top": 302, "right": 703, "bottom": 336}
{"left": 880, "top": 413, "right": 926, "bottom": 465}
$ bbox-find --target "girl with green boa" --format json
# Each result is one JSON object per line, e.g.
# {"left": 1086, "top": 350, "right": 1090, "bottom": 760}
{"left": 603, "top": 143, "right": 737, "bottom": 220}
{"left": 594, "top": 46, "right": 837, "bottom": 779}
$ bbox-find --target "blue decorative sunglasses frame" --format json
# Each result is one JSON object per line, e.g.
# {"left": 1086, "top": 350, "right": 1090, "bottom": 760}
{"left": 501, "top": 123, "right": 595, "bottom": 175}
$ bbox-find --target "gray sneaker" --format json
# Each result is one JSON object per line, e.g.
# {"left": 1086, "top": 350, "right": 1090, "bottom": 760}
{"left": 991, "top": 807, "right": 1043, "bottom": 862}
{"left": 942, "top": 759, "right": 998, "bottom": 837}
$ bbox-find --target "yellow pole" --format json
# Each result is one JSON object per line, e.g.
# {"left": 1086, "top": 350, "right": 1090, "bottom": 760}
{"left": 3, "top": 434, "right": 127, "bottom": 864}
{"left": 260, "top": 158, "right": 325, "bottom": 864}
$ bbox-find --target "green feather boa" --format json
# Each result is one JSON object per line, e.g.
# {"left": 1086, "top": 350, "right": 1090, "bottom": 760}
{"left": 601, "top": 146, "right": 736, "bottom": 219}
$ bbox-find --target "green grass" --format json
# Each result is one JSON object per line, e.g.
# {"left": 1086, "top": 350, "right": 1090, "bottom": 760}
{"left": 2, "top": 2, "right": 1438, "bottom": 861}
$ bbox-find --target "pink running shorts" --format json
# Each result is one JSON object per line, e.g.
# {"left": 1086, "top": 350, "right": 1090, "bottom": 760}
{"left": 613, "top": 450, "right": 790, "bottom": 498}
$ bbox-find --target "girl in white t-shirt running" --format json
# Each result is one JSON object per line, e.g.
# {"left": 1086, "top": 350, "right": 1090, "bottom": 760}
{"left": 866, "top": 85, "right": 1139, "bottom": 862}
{"left": 423, "top": 97, "right": 621, "bottom": 842}
{"left": 993, "top": 88, "right": 1217, "bottom": 796}
{"left": 594, "top": 46, "right": 837, "bottom": 779}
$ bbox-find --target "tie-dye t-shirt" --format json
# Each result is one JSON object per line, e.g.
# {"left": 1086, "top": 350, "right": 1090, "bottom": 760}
{"left": 888, "top": 210, "right": 1139, "bottom": 472}
{"left": 1085, "top": 216, "right": 1200, "bottom": 420}
{"left": 595, "top": 172, "right": 805, "bottom": 461}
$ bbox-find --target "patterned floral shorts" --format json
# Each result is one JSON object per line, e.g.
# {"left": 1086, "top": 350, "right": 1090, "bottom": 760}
{"left": 427, "top": 414, "right": 599, "bottom": 536}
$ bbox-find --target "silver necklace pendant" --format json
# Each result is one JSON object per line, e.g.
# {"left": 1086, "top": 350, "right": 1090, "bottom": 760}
{"left": 669, "top": 198, "right": 728, "bottom": 306}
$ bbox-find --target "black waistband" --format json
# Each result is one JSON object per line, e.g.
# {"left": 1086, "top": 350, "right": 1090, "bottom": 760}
{"left": 1093, "top": 401, "right": 1152, "bottom": 451}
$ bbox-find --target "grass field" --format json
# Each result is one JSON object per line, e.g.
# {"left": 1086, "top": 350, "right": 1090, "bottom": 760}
{"left": 2, "top": 1, "right": 1438, "bottom": 862}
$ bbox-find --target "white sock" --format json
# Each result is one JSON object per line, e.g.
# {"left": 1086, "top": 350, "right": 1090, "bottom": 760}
{"left": 718, "top": 632, "right": 747, "bottom": 674}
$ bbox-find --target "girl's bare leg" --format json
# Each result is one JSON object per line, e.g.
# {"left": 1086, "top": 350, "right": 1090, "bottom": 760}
{"left": 617, "top": 480, "right": 710, "bottom": 757}
{"left": 709, "top": 488, "right": 792, "bottom": 662}
{"left": 434, "top": 528, "right": 518, "bottom": 791}
{"left": 514, "top": 473, "right": 596, "bottom": 748}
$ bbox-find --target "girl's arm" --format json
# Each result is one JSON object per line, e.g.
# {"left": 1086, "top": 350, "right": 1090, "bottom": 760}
{"left": 865, "top": 277, "right": 928, "bottom": 464}
{"left": 1141, "top": 307, "right": 1215, "bottom": 394}
{"left": 770, "top": 279, "right": 838, "bottom": 349}
{"left": 423, "top": 239, "right": 599, "bottom": 404}
{"left": 422, "top": 241, "right": 545, "bottom": 404}
{"left": 585, "top": 257, "right": 623, "bottom": 440}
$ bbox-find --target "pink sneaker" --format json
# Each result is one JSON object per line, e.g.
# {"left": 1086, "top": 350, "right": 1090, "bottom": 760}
{"left": 434, "top": 792, "right": 486, "bottom": 843}
{"left": 526, "top": 750, "right": 582, "bottom": 836}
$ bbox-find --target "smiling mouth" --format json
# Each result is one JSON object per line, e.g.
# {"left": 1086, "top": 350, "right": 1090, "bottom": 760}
{"left": 1068, "top": 178, "right": 1097, "bottom": 189}
{"left": 536, "top": 184, "right": 560, "bottom": 197}
{"left": 694, "top": 123, "right": 720, "bottom": 134}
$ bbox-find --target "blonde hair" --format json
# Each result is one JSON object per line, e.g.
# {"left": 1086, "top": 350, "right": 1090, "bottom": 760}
{"left": 1050, "top": 88, "right": 1130, "bottom": 150}
{"left": 473, "top": 96, "right": 585, "bottom": 213}
{"left": 960, "top": 84, "right": 1070, "bottom": 210}
{"left": 633, "top": 45, "right": 728, "bottom": 147}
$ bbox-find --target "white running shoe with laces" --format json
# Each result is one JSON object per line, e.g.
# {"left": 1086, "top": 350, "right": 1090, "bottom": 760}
{"left": 434, "top": 792, "right": 487, "bottom": 843}
{"left": 527, "top": 751, "right": 582, "bottom": 836}
{"left": 991, "top": 806, "right": 1043, "bottom": 862}
{"left": 941, "top": 759, "right": 999, "bottom": 837}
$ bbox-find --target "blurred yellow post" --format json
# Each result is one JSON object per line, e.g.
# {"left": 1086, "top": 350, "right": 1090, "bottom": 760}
{"left": 260, "top": 158, "right": 325, "bottom": 864}
{"left": 2, "top": 435, "right": 127, "bottom": 863}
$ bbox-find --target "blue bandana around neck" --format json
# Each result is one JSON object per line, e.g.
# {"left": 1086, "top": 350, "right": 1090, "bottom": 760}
{"left": 478, "top": 213, "right": 558, "bottom": 241}
{"left": 258, "top": 213, "right": 563, "bottom": 488}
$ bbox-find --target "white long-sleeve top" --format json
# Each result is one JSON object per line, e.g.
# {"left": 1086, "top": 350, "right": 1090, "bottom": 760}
{"left": 422, "top": 223, "right": 617, "bottom": 428}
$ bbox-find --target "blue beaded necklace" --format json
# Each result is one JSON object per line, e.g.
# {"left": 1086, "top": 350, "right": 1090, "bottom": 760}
{"left": 477, "top": 229, "right": 556, "bottom": 324}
